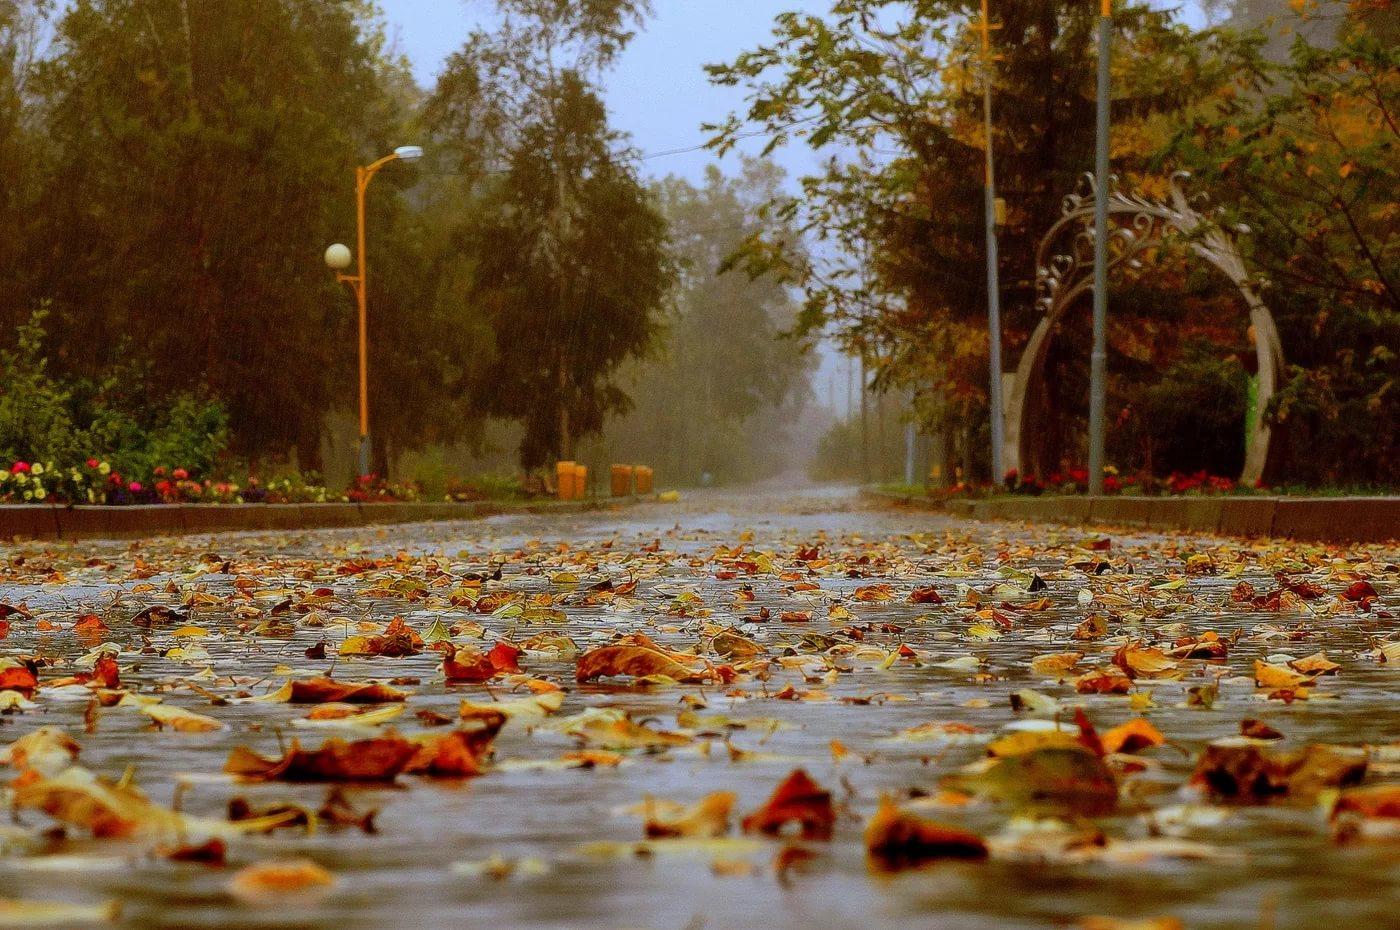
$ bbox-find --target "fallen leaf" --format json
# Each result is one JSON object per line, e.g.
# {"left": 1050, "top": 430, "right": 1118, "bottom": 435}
{"left": 227, "top": 859, "right": 337, "bottom": 902}
{"left": 741, "top": 769, "right": 834, "bottom": 840}
{"left": 864, "top": 796, "right": 987, "bottom": 871}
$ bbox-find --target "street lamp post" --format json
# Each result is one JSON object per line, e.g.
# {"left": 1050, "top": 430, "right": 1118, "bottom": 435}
{"left": 1088, "top": 1, "right": 1112, "bottom": 496}
{"left": 978, "top": 0, "right": 1006, "bottom": 486}
{"left": 326, "top": 145, "right": 423, "bottom": 480}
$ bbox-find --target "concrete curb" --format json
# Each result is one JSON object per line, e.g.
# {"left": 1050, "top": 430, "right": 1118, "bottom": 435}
{"left": 862, "top": 490, "right": 1399, "bottom": 544}
{"left": 1, "top": 497, "right": 639, "bottom": 543}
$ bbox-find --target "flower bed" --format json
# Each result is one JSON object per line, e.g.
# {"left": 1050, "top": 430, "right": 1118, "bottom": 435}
{"left": 0, "top": 460, "right": 425, "bottom": 506}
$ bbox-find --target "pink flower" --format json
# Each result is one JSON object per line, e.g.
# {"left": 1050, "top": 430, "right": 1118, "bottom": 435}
{"left": 128, "top": 481, "right": 142, "bottom": 493}
{"left": 12, "top": 462, "right": 29, "bottom": 474}
{"left": 173, "top": 468, "right": 189, "bottom": 480}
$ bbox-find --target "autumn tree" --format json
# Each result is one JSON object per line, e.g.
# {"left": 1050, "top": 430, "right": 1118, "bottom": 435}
{"left": 708, "top": 1, "right": 1277, "bottom": 480}
{"left": 1160, "top": 2, "right": 1399, "bottom": 483}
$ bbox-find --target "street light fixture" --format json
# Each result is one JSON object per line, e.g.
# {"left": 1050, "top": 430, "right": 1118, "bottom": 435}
{"left": 325, "top": 145, "right": 423, "bottom": 480}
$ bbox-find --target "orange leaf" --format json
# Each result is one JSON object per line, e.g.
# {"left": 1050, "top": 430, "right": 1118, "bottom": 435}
{"left": 443, "top": 646, "right": 499, "bottom": 683}
{"left": 228, "top": 859, "right": 336, "bottom": 902}
{"left": 1100, "top": 718, "right": 1165, "bottom": 755}
{"left": 403, "top": 720, "right": 503, "bottom": 777}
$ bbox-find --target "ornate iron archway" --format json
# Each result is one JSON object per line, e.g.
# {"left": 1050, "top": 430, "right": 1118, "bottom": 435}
{"left": 1002, "top": 171, "right": 1284, "bottom": 486}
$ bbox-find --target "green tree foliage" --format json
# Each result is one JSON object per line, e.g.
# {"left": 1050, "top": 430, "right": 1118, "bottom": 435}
{"left": 592, "top": 162, "right": 813, "bottom": 485}
{"left": 428, "top": 0, "right": 672, "bottom": 469}
{"left": 20, "top": 0, "right": 394, "bottom": 464}
{"left": 1159, "top": 4, "right": 1398, "bottom": 483}
{"left": 0, "top": 307, "right": 227, "bottom": 476}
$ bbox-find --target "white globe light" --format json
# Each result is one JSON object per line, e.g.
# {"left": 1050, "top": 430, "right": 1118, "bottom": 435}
{"left": 324, "top": 243, "right": 353, "bottom": 271}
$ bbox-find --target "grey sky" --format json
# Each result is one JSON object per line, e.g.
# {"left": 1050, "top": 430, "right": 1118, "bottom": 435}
{"left": 378, "top": 1, "right": 831, "bottom": 184}
{"left": 379, "top": 1, "right": 1208, "bottom": 185}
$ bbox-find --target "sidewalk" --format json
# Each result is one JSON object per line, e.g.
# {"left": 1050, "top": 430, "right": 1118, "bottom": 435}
{"left": 866, "top": 490, "right": 1399, "bottom": 544}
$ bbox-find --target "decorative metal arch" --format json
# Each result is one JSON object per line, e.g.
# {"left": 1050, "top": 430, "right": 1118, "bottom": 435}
{"left": 1002, "top": 171, "right": 1284, "bottom": 486}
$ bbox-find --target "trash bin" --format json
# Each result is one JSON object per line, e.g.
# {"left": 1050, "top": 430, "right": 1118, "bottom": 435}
{"left": 556, "top": 461, "right": 576, "bottom": 500}
{"left": 611, "top": 464, "right": 635, "bottom": 497}
{"left": 572, "top": 463, "right": 588, "bottom": 499}
{"left": 634, "top": 466, "right": 654, "bottom": 495}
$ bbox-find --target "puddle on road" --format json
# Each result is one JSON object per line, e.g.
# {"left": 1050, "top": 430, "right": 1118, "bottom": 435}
{"left": 0, "top": 489, "right": 1396, "bottom": 930}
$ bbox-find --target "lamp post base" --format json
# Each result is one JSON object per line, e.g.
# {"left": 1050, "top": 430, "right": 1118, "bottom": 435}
{"left": 358, "top": 434, "right": 372, "bottom": 481}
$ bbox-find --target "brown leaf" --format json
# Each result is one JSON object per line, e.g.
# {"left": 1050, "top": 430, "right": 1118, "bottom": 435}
{"left": 402, "top": 720, "right": 503, "bottom": 777}
{"left": 864, "top": 796, "right": 987, "bottom": 871}
{"left": 741, "top": 769, "right": 834, "bottom": 841}
{"left": 1190, "top": 739, "right": 1367, "bottom": 803}
{"left": 443, "top": 645, "right": 499, "bottom": 682}
{"left": 909, "top": 586, "right": 943, "bottom": 604}
{"left": 225, "top": 732, "right": 420, "bottom": 782}
{"left": 576, "top": 644, "right": 709, "bottom": 684}
{"left": 279, "top": 678, "right": 409, "bottom": 704}
{"left": 1074, "top": 666, "right": 1132, "bottom": 694}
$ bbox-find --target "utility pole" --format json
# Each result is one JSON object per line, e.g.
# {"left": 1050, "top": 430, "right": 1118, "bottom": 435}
{"left": 979, "top": 0, "right": 1006, "bottom": 486}
{"left": 1088, "top": 0, "right": 1112, "bottom": 495}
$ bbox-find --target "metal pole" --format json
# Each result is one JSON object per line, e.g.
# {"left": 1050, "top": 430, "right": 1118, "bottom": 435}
{"left": 980, "top": 0, "right": 1005, "bottom": 486}
{"left": 905, "top": 420, "right": 916, "bottom": 486}
{"left": 1088, "top": 1, "right": 1111, "bottom": 496}
{"left": 355, "top": 166, "right": 372, "bottom": 480}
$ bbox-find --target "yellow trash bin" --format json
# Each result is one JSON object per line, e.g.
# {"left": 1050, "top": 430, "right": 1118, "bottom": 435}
{"left": 634, "top": 466, "right": 654, "bottom": 495}
{"left": 573, "top": 463, "right": 588, "bottom": 499}
{"left": 611, "top": 464, "right": 635, "bottom": 497}
{"left": 556, "top": 461, "right": 576, "bottom": 500}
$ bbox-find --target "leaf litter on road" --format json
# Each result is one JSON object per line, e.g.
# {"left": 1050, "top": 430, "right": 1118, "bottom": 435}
{"left": 0, "top": 499, "right": 1394, "bottom": 927}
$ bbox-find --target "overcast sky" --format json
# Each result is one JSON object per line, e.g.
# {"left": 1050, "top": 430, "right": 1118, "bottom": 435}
{"left": 378, "top": 1, "right": 1208, "bottom": 186}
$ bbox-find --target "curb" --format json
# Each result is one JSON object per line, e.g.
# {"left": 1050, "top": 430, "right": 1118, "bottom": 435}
{"left": 0, "top": 497, "right": 641, "bottom": 543}
{"left": 862, "top": 490, "right": 1399, "bottom": 544}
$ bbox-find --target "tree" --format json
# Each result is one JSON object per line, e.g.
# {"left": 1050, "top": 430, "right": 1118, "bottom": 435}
{"left": 0, "top": 1, "right": 49, "bottom": 328}
{"left": 707, "top": 1, "right": 1273, "bottom": 480}
{"left": 428, "top": 0, "right": 672, "bottom": 469}
{"left": 25, "top": 0, "right": 396, "bottom": 466}
{"left": 593, "top": 162, "right": 813, "bottom": 485}
{"left": 1160, "top": 3, "right": 1399, "bottom": 483}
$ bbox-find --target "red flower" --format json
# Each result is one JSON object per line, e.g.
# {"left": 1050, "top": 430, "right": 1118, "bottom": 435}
{"left": 153, "top": 466, "right": 166, "bottom": 477}
{"left": 172, "top": 468, "right": 189, "bottom": 480}
{"left": 86, "top": 458, "right": 99, "bottom": 469}
{"left": 11, "top": 462, "right": 29, "bottom": 474}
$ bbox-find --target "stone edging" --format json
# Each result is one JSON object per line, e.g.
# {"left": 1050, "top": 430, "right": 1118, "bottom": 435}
{"left": 0, "top": 498, "right": 640, "bottom": 543}
{"left": 867, "top": 491, "right": 1399, "bottom": 544}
